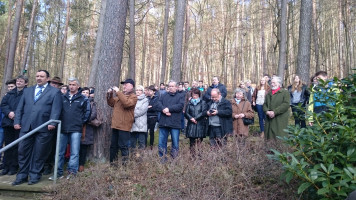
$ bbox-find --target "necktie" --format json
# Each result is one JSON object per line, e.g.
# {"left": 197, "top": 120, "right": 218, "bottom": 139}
{"left": 34, "top": 86, "right": 43, "bottom": 101}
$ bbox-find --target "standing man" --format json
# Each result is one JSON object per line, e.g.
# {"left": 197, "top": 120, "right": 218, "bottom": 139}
{"left": 156, "top": 81, "right": 185, "bottom": 160}
{"left": 206, "top": 88, "right": 233, "bottom": 147}
{"left": 13, "top": 70, "right": 62, "bottom": 185}
{"left": 107, "top": 79, "right": 137, "bottom": 164}
{"left": 49, "top": 78, "right": 90, "bottom": 180}
{"left": 203, "top": 76, "right": 227, "bottom": 102}
{"left": 146, "top": 85, "right": 159, "bottom": 150}
{"left": 263, "top": 76, "right": 290, "bottom": 140}
{"left": 5, "top": 79, "right": 16, "bottom": 91}
{"left": 197, "top": 80, "right": 204, "bottom": 92}
{"left": 0, "top": 75, "right": 28, "bottom": 175}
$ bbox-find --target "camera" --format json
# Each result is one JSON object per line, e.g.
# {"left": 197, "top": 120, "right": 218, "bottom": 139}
{"left": 209, "top": 109, "right": 216, "bottom": 113}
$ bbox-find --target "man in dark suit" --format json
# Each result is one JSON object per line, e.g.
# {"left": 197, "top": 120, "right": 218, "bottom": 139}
{"left": 12, "top": 70, "right": 62, "bottom": 185}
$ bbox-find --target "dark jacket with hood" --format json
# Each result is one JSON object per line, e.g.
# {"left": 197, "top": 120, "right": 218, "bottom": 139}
{"left": 206, "top": 97, "right": 233, "bottom": 136}
{"left": 1, "top": 87, "right": 25, "bottom": 127}
{"left": 61, "top": 90, "right": 91, "bottom": 133}
{"left": 203, "top": 83, "right": 227, "bottom": 102}
{"left": 156, "top": 91, "right": 185, "bottom": 129}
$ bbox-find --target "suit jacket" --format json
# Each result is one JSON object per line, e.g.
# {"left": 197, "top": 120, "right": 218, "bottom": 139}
{"left": 14, "top": 84, "right": 63, "bottom": 132}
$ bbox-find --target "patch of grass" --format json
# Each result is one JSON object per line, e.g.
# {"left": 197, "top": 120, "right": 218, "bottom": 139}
{"left": 43, "top": 137, "right": 298, "bottom": 200}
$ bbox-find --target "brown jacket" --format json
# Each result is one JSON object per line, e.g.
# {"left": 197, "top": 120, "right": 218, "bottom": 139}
{"left": 231, "top": 98, "right": 254, "bottom": 136}
{"left": 107, "top": 91, "right": 137, "bottom": 131}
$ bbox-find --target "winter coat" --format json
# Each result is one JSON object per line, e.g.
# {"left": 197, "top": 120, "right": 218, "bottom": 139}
{"left": 231, "top": 98, "right": 254, "bottom": 136}
{"left": 107, "top": 91, "right": 137, "bottom": 132}
{"left": 131, "top": 94, "right": 149, "bottom": 132}
{"left": 61, "top": 91, "right": 91, "bottom": 133}
{"left": 263, "top": 89, "right": 290, "bottom": 140}
{"left": 184, "top": 99, "right": 207, "bottom": 138}
{"left": 206, "top": 97, "right": 233, "bottom": 136}
{"left": 1, "top": 87, "right": 25, "bottom": 127}
{"left": 203, "top": 83, "right": 227, "bottom": 102}
{"left": 81, "top": 98, "right": 97, "bottom": 145}
{"left": 147, "top": 95, "right": 159, "bottom": 117}
{"left": 156, "top": 91, "right": 185, "bottom": 129}
{"left": 287, "top": 84, "right": 310, "bottom": 106}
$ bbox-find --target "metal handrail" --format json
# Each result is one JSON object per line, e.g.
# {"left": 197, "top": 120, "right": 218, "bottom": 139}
{"left": 0, "top": 119, "right": 62, "bottom": 184}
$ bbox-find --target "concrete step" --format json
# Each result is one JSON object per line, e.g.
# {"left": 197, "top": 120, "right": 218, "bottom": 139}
{"left": 0, "top": 173, "right": 53, "bottom": 199}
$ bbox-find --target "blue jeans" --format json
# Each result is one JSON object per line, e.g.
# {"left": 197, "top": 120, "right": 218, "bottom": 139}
{"left": 130, "top": 132, "right": 146, "bottom": 149}
{"left": 0, "top": 127, "right": 4, "bottom": 161}
{"left": 256, "top": 104, "right": 265, "bottom": 132}
{"left": 58, "top": 132, "right": 81, "bottom": 176}
{"left": 158, "top": 127, "right": 180, "bottom": 158}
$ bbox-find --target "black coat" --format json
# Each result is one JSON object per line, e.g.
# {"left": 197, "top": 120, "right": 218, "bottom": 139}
{"left": 82, "top": 98, "right": 97, "bottom": 145}
{"left": 287, "top": 84, "right": 310, "bottom": 106}
{"left": 206, "top": 97, "right": 233, "bottom": 136}
{"left": 1, "top": 88, "right": 24, "bottom": 127}
{"left": 147, "top": 95, "right": 159, "bottom": 117}
{"left": 61, "top": 92, "right": 90, "bottom": 133}
{"left": 156, "top": 91, "right": 185, "bottom": 129}
{"left": 184, "top": 100, "right": 208, "bottom": 138}
{"left": 203, "top": 83, "right": 227, "bottom": 102}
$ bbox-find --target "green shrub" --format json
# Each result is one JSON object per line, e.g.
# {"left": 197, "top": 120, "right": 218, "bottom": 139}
{"left": 269, "top": 72, "right": 356, "bottom": 200}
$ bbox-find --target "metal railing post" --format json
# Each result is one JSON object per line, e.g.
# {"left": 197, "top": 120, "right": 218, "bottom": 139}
{"left": 53, "top": 121, "right": 61, "bottom": 184}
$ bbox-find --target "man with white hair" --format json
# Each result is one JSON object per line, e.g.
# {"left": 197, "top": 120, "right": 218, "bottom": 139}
{"left": 263, "top": 76, "right": 290, "bottom": 140}
{"left": 50, "top": 77, "right": 91, "bottom": 180}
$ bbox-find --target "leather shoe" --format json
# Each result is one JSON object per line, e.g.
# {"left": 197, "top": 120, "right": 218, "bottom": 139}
{"left": 0, "top": 169, "right": 9, "bottom": 176}
{"left": 28, "top": 180, "right": 40, "bottom": 185}
{"left": 7, "top": 171, "right": 17, "bottom": 175}
{"left": 12, "top": 179, "right": 27, "bottom": 186}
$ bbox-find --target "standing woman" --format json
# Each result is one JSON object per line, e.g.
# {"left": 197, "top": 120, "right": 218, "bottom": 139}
{"left": 252, "top": 77, "right": 271, "bottom": 138}
{"left": 79, "top": 87, "right": 97, "bottom": 172}
{"left": 130, "top": 85, "right": 149, "bottom": 149}
{"left": 184, "top": 88, "right": 207, "bottom": 156}
{"left": 231, "top": 89, "right": 254, "bottom": 137}
{"left": 287, "top": 75, "right": 310, "bottom": 128}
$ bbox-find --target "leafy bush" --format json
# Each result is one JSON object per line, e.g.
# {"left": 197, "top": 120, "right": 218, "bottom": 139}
{"left": 269, "top": 72, "right": 356, "bottom": 200}
{"left": 43, "top": 137, "right": 297, "bottom": 199}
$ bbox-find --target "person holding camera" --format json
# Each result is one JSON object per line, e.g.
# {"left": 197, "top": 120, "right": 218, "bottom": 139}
{"left": 107, "top": 79, "right": 137, "bottom": 164}
{"left": 206, "top": 88, "right": 233, "bottom": 147}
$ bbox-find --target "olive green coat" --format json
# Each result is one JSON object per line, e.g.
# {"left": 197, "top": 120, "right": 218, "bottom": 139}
{"left": 263, "top": 89, "right": 290, "bottom": 140}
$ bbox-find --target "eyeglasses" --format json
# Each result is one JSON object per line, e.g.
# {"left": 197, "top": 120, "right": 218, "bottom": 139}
{"left": 136, "top": 89, "right": 143, "bottom": 91}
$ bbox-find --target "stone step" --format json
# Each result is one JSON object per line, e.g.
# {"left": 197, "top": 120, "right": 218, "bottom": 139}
{"left": 0, "top": 174, "right": 53, "bottom": 199}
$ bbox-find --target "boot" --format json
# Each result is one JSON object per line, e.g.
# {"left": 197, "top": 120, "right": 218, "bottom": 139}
{"left": 79, "top": 165, "right": 84, "bottom": 172}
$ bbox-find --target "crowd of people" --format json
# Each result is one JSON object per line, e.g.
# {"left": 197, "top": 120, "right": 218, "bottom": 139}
{"left": 0, "top": 69, "right": 336, "bottom": 185}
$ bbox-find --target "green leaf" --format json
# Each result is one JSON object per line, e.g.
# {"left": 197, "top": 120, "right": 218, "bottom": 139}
{"left": 297, "top": 182, "right": 311, "bottom": 194}
{"left": 285, "top": 172, "right": 294, "bottom": 184}
{"left": 328, "top": 164, "right": 334, "bottom": 173}
{"left": 317, "top": 187, "right": 329, "bottom": 195}
{"left": 320, "top": 163, "right": 327, "bottom": 173}
{"left": 310, "top": 170, "right": 318, "bottom": 181}
{"left": 347, "top": 148, "right": 355, "bottom": 157}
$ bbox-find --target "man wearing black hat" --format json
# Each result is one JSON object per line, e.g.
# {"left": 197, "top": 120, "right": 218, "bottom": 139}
{"left": 107, "top": 79, "right": 137, "bottom": 164}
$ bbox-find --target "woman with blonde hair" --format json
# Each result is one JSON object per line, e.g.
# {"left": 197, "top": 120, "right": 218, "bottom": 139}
{"left": 252, "top": 77, "right": 271, "bottom": 138}
{"left": 231, "top": 88, "right": 254, "bottom": 137}
{"left": 287, "top": 75, "right": 309, "bottom": 128}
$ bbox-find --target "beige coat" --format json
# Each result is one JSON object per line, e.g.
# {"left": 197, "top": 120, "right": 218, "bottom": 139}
{"left": 107, "top": 91, "right": 137, "bottom": 132}
{"left": 231, "top": 98, "right": 254, "bottom": 136}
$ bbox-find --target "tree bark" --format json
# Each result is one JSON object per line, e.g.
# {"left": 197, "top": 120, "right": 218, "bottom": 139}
{"left": 296, "top": 0, "right": 313, "bottom": 84}
{"left": 161, "top": 0, "right": 170, "bottom": 84}
{"left": 277, "top": 0, "right": 287, "bottom": 82}
{"left": 60, "top": 0, "right": 71, "bottom": 78}
{"left": 171, "top": 0, "right": 186, "bottom": 81}
{"left": 260, "top": 0, "right": 267, "bottom": 75}
{"left": 1, "top": 0, "right": 24, "bottom": 98}
{"left": 181, "top": 1, "right": 190, "bottom": 81}
{"left": 21, "top": 0, "right": 38, "bottom": 75}
{"left": 88, "top": 0, "right": 107, "bottom": 87}
{"left": 129, "top": 0, "right": 136, "bottom": 80}
{"left": 94, "top": 0, "right": 128, "bottom": 161}
{"left": 312, "top": 0, "right": 320, "bottom": 72}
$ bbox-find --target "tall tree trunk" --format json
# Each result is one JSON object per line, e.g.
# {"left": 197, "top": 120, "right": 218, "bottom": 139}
{"left": 181, "top": 2, "right": 190, "bottom": 81}
{"left": 141, "top": 17, "right": 147, "bottom": 85}
{"left": 296, "top": 0, "right": 313, "bottom": 83}
{"left": 277, "top": 0, "right": 287, "bottom": 82}
{"left": 1, "top": 0, "right": 24, "bottom": 98}
{"left": 88, "top": 0, "right": 107, "bottom": 87}
{"left": 161, "top": 0, "right": 170, "bottom": 83}
{"left": 171, "top": 0, "right": 186, "bottom": 81}
{"left": 129, "top": 0, "right": 136, "bottom": 80}
{"left": 1, "top": 0, "right": 15, "bottom": 73}
{"left": 312, "top": 0, "right": 320, "bottom": 72}
{"left": 94, "top": 0, "right": 128, "bottom": 161}
{"left": 21, "top": 0, "right": 38, "bottom": 75}
{"left": 260, "top": 0, "right": 267, "bottom": 75}
{"left": 60, "top": 0, "right": 71, "bottom": 78}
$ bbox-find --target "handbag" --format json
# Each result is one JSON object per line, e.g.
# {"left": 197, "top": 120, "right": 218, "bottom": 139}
{"left": 88, "top": 102, "right": 103, "bottom": 127}
{"left": 241, "top": 101, "right": 254, "bottom": 126}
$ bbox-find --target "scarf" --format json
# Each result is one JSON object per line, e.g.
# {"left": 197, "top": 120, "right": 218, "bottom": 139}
{"left": 234, "top": 98, "right": 241, "bottom": 104}
{"left": 191, "top": 98, "right": 200, "bottom": 106}
{"left": 272, "top": 87, "right": 281, "bottom": 95}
